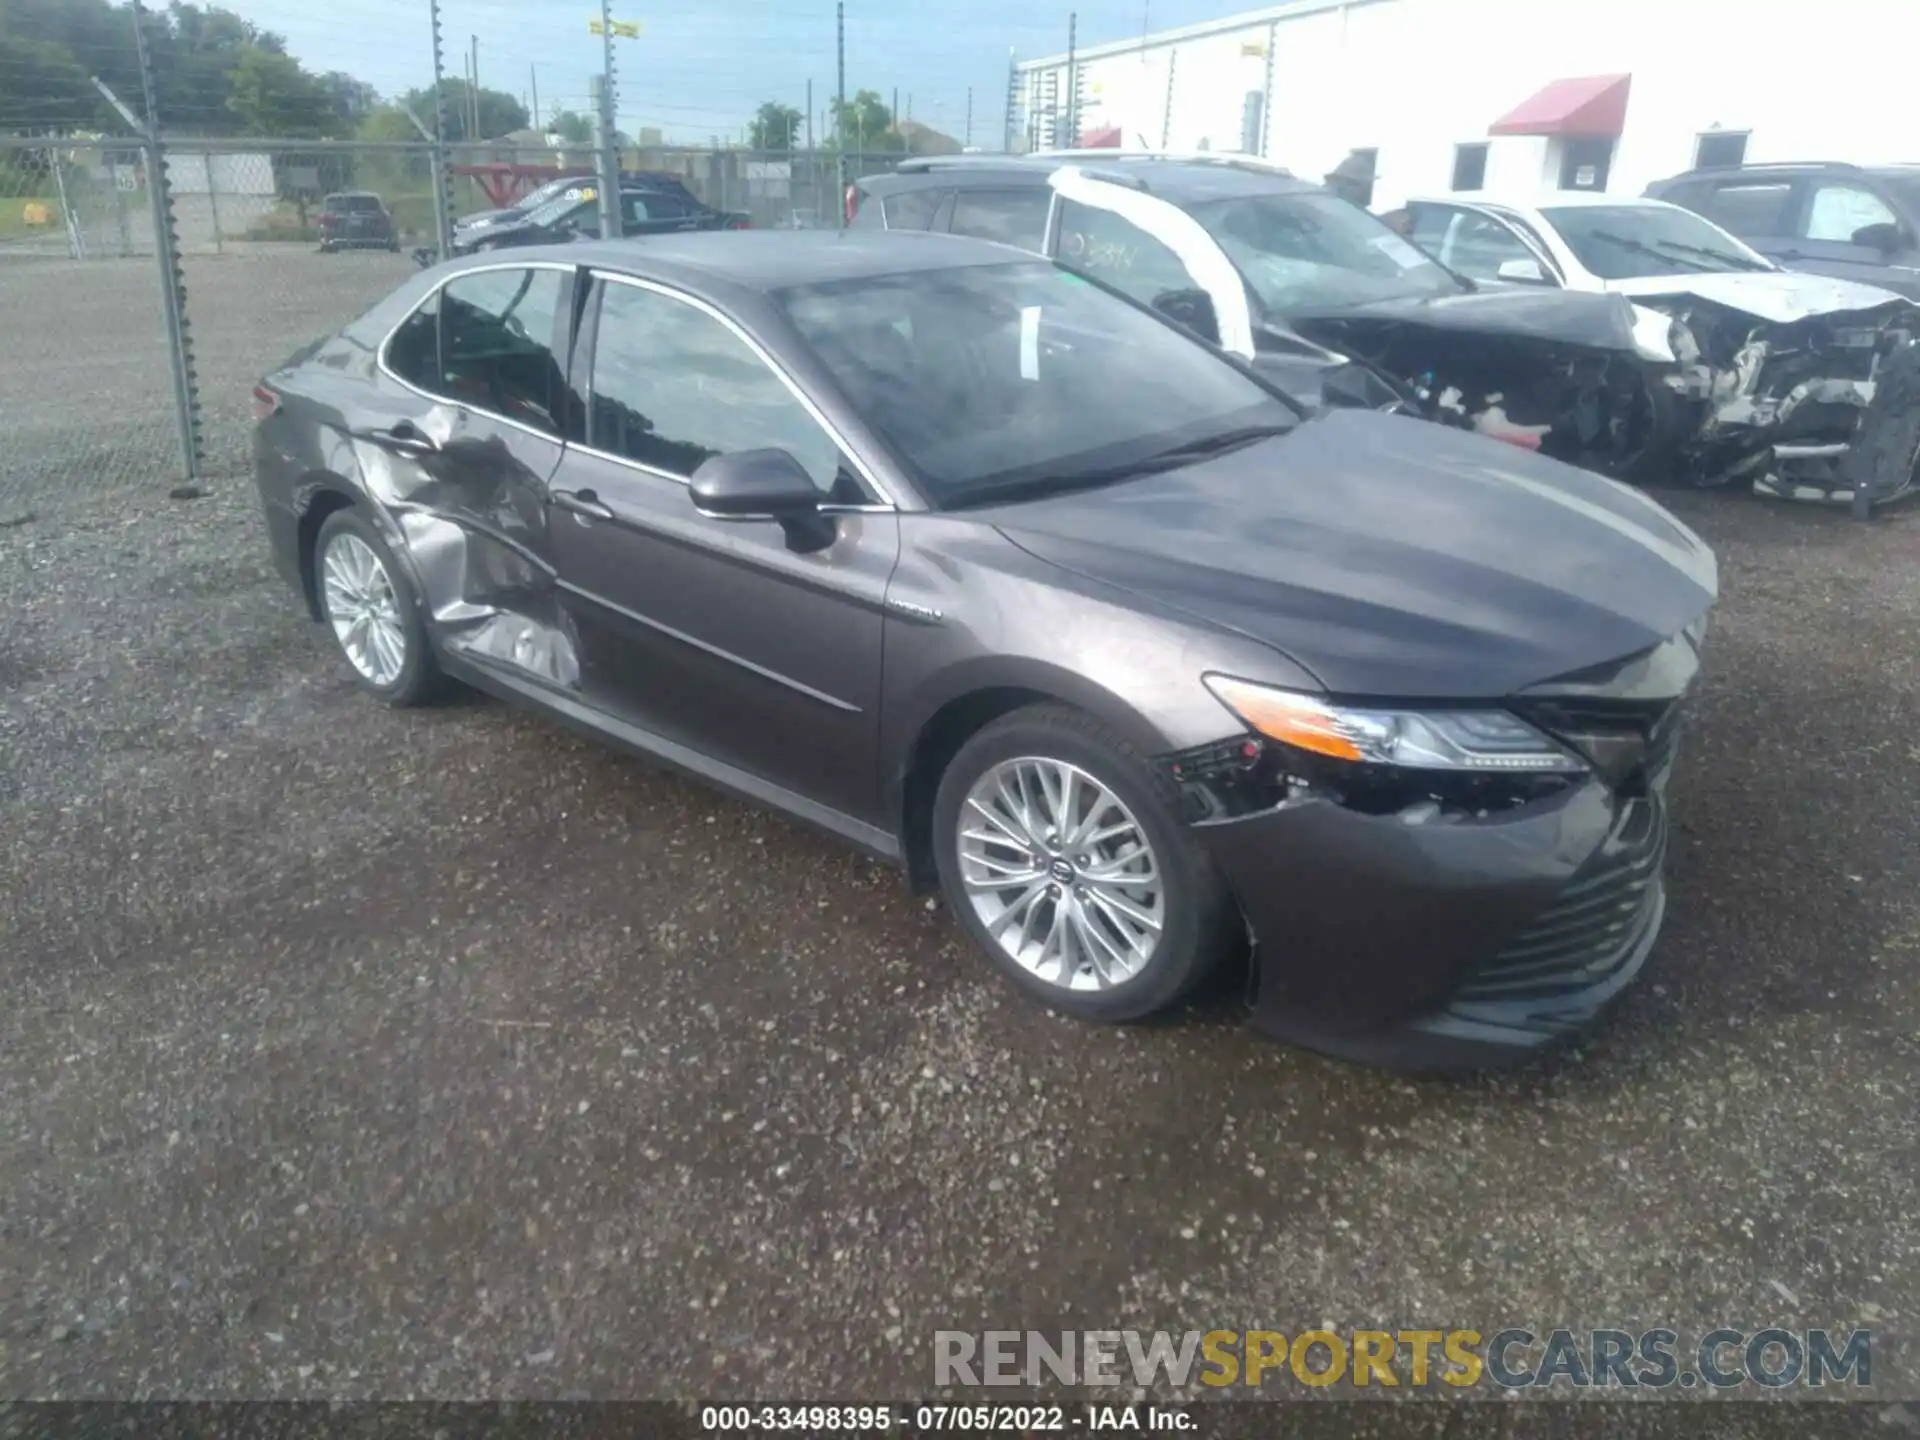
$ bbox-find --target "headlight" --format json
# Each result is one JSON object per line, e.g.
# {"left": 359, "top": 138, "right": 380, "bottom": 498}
{"left": 1204, "top": 676, "right": 1587, "bottom": 773}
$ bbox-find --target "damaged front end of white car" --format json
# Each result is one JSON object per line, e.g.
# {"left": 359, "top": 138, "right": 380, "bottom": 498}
{"left": 1628, "top": 283, "right": 1920, "bottom": 514}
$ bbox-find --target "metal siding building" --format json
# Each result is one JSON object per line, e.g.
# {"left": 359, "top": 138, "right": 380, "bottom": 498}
{"left": 1015, "top": 0, "right": 1920, "bottom": 208}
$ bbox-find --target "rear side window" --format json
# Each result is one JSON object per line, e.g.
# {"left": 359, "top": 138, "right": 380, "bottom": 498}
{"left": 385, "top": 289, "right": 439, "bottom": 389}
{"left": 1696, "top": 181, "right": 1795, "bottom": 239}
{"left": 434, "top": 267, "right": 570, "bottom": 433}
{"left": 949, "top": 189, "right": 1052, "bottom": 251}
{"left": 882, "top": 188, "right": 945, "bottom": 230}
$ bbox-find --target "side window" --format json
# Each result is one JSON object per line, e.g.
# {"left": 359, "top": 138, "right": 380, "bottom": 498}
{"left": 1056, "top": 198, "right": 1201, "bottom": 306}
{"left": 385, "top": 288, "right": 440, "bottom": 390}
{"left": 948, "top": 189, "right": 1052, "bottom": 251}
{"left": 1441, "top": 212, "right": 1542, "bottom": 282}
{"left": 1804, "top": 184, "right": 1900, "bottom": 243}
{"left": 1698, "top": 181, "right": 1795, "bottom": 239}
{"left": 1403, "top": 203, "right": 1456, "bottom": 254}
{"left": 882, "top": 188, "right": 945, "bottom": 230}
{"left": 588, "top": 281, "right": 857, "bottom": 497}
{"left": 437, "top": 267, "right": 570, "bottom": 433}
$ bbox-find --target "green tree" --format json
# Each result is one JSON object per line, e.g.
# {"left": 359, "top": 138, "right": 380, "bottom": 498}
{"left": 225, "top": 47, "right": 337, "bottom": 136}
{"left": 829, "top": 90, "right": 901, "bottom": 153}
{"left": 549, "top": 109, "right": 594, "bottom": 145}
{"left": 400, "top": 80, "right": 529, "bottom": 142}
{"left": 748, "top": 101, "right": 802, "bottom": 152}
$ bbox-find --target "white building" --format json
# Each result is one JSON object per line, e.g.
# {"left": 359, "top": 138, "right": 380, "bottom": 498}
{"left": 1014, "top": 0, "right": 1920, "bottom": 210}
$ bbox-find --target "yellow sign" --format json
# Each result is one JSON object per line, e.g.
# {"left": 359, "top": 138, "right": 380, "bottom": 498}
{"left": 588, "top": 17, "right": 641, "bottom": 37}
{"left": 1240, "top": 41, "right": 1268, "bottom": 56}
{"left": 22, "top": 201, "right": 52, "bottom": 227}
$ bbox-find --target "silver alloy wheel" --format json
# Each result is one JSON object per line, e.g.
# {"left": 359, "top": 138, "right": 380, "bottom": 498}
{"left": 320, "top": 531, "right": 407, "bottom": 687}
{"left": 957, "top": 756, "right": 1164, "bottom": 991}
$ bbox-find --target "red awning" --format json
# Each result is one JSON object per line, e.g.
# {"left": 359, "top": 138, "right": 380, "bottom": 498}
{"left": 1488, "top": 74, "right": 1631, "bottom": 138}
{"left": 1078, "top": 124, "right": 1123, "bottom": 149}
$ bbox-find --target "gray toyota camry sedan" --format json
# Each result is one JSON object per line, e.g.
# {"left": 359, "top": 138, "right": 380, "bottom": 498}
{"left": 250, "top": 230, "right": 1717, "bottom": 1071}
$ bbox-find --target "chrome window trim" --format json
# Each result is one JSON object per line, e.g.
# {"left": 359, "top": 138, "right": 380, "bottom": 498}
{"left": 374, "top": 259, "right": 580, "bottom": 445}
{"left": 591, "top": 270, "right": 898, "bottom": 509}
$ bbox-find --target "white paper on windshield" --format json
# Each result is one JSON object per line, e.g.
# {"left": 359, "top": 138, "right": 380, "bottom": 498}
{"left": 1019, "top": 305, "right": 1041, "bottom": 381}
{"left": 1368, "top": 232, "right": 1431, "bottom": 270}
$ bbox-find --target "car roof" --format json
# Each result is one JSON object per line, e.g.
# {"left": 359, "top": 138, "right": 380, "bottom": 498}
{"left": 503, "top": 229, "right": 1039, "bottom": 289}
{"left": 862, "top": 153, "right": 1321, "bottom": 205}
{"left": 1659, "top": 161, "right": 1920, "bottom": 180}
{"left": 1406, "top": 192, "right": 1692, "bottom": 215}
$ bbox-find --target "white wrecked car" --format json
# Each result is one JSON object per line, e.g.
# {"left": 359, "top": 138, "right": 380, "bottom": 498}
{"left": 1389, "top": 192, "right": 1920, "bottom": 511}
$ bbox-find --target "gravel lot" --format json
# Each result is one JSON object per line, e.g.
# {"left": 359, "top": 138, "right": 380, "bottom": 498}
{"left": 1, "top": 311, "right": 1918, "bottom": 1424}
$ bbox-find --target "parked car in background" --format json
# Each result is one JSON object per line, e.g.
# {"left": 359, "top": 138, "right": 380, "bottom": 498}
{"left": 1387, "top": 192, "right": 1920, "bottom": 510}
{"left": 420, "top": 182, "right": 750, "bottom": 265}
{"left": 1645, "top": 162, "right": 1920, "bottom": 302}
{"left": 454, "top": 170, "right": 705, "bottom": 240}
{"left": 318, "top": 192, "right": 398, "bottom": 253}
{"left": 850, "top": 151, "right": 1689, "bottom": 484}
{"left": 453, "top": 171, "right": 599, "bottom": 237}
{"left": 250, "top": 232, "right": 1717, "bottom": 1071}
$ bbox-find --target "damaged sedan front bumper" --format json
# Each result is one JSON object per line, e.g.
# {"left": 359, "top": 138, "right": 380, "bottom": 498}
{"left": 1637, "top": 292, "right": 1920, "bottom": 513}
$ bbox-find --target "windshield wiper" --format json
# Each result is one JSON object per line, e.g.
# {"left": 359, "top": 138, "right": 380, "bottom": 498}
{"left": 949, "top": 424, "right": 1295, "bottom": 509}
{"left": 1647, "top": 237, "right": 1771, "bottom": 272}
{"left": 1585, "top": 229, "right": 1717, "bottom": 273}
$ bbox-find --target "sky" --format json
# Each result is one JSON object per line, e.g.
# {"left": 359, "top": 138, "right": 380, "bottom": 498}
{"left": 217, "top": 0, "right": 1247, "bottom": 145}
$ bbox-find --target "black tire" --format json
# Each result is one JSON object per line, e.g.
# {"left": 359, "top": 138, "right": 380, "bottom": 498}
{"left": 312, "top": 508, "right": 445, "bottom": 707}
{"left": 1841, "top": 339, "right": 1920, "bottom": 515}
{"left": 931, "top": 703, "right": 1239, "bottom": 1023}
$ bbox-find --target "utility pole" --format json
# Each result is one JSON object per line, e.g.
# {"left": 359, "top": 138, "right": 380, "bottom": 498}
{"left": 1065, "top": 12, "right": 1078, "bottom": 148}
{"left": 597, "top": 0, "right": 624, "bottom": 237}
{"left": 126, "top": 2, "right": 201, "bottom": 485}
{"left": 530, "top": 65, "right": 541, "bottom": 135}
{"left": 965, "top": 86, "right": 972, "bottom": 149}
{"left": 470, "top": 36, "right": 481, "bottom": 139}
{"left": 835, "top": 0, "right": 846, "bottom": 228}
{"left": 892, "top": 88, "right": 899, "bottom": 136}
{"left": 806, "top": 78, "right": 813, "bottom": 153}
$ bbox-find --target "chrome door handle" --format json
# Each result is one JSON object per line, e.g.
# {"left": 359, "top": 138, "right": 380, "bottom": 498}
{"left": 355, "top": 422, "right": 439, "bottom": 456}
{"left": 552, "top": 487, "right": 614, "bottom": 521}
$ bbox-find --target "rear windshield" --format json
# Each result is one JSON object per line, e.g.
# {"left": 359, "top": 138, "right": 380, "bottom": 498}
{"left": 327, "top": 195, "right": 383, "bottom": 213}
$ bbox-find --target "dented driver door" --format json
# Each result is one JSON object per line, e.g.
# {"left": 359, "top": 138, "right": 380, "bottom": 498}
{"left": 367, "top": 262, "right": 583, "bottom": 688}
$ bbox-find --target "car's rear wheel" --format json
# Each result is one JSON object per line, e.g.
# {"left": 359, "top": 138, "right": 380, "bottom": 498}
{"left": 932, "top": 704, "right": 1237, "bottom": 1022}
{"left": 314, "top": 509, "right": 442, "bottom": 707}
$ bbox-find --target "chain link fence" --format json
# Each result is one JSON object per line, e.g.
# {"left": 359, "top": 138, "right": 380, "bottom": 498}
{"left": 0, "top": 134, "right": 179, "bottom": 518}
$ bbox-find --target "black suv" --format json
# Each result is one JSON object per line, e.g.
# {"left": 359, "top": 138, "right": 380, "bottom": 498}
{"left": 849, "top": 153, "right": 1683, "bottom": 480}
{"left": 1645, "top": 162, "right": 1920, "bottom": 300}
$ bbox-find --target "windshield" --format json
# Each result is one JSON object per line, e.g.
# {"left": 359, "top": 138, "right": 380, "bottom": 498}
{"left": 777, "top": 261, "right": 1297, "bottom": 509}
{"left": 1190, "top": 192, "right": 1466, "bottom": 313}
{"left": 1541, "top": 204, "right": 1773, "bottom": 279}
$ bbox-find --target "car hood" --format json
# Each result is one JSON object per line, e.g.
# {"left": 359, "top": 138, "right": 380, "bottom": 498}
{"left": 1604, "top": 270, "right": 1914, "bottom": 324}
{"left": 1287, "top": 285, "right": 1642, "bottom": 353}
{"left": 978, "top": 409, "right": 1717, "bottom": 699}
{"left": 456, "top": 208, "right": 517, "bottom": 230}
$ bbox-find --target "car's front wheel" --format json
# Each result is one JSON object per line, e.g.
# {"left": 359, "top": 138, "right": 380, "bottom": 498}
{"left": 314, "top": 509, "right": 443, "bottom": 707}
{"left": 932, "top": 703, "right": 1238, "bottom": 1022}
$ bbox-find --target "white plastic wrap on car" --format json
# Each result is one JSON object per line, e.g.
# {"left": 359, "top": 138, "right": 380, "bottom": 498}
{"left": 1046, "top": 166, "right": 1256, "bottom": 359}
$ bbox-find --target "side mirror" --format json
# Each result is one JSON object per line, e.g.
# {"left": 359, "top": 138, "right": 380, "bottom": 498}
{"left": 1495, "top": 256, "right": 1550, "bottom": 284}
{"left": 689, "top": 448, "right": 834, "bottom": 551}
{"left": 1851, "top": 221, "right": 1904, "bottom": 254}
{"left": 1151, "top": 287, "right": 1221, "bottom": 345}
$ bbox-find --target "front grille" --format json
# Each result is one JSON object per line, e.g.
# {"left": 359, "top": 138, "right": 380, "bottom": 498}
{"left": 1455, "top": 794, "right": 1668, "bottom": 1004}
